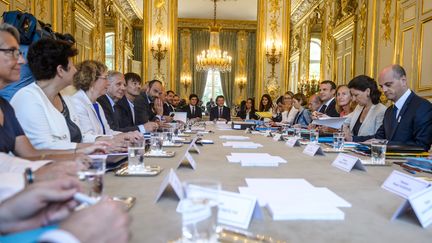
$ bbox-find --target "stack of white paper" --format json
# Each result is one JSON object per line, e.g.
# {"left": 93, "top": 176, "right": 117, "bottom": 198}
{"left": 239, "top": 178, "right": 351, "bottom": 220}
{"left": 215, "top": 122, "right": 233, "bottom": 130}
{"left": 219, "top": 135, "right": 250, "bottom": 140}
{"left": 222, "top": 141, "right": 263, "bottom": 149}
{"left": 226, "top": 153, "right": 287, "bottom": 167}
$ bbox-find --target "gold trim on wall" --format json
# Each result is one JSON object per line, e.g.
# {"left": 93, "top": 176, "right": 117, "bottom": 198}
{"left": 169, "top": 0, "right": 177, "bottom": 90}
{"left": 422, "top": 0, "right": 432, "bottom": 15}
{"left": 178, "top": 18, "right": 257, "bottom": 30}
{"left": 255, "top": 0, "right": 265, "bottom": 101}
{"left": 417, "top": 15, "right": 432, "bottom": 91}
{"left": 282, "top": 0, "right": 290, "bottom": 93}
{"left": 368, "top": 0, "right": 378, "bottom": 77}
{"left": 399, "top": 26, "right": 415, "bottom": 82}
{"left": 403, "top": 2, "right": 417, "bottom": 23}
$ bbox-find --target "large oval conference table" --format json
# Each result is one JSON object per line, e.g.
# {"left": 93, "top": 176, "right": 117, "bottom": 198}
{"left": 104, "top": 126, "right": 432, "bottom": 243}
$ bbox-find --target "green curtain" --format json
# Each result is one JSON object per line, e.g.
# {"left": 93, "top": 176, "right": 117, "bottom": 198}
{"left": 190, "top": 30, "right": 210, "bottom": 99}
{"left": 219, "top": 30, "right": 237, "bottom": 108}
{"left": 246, "top": 32, "right": 256, "bottom": 100}
{"left": 176, "top": 32, "right": 183, "bottom": 95}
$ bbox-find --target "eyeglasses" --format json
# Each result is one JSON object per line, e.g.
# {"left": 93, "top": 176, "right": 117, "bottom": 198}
{"left": 0, "top": 48, "right": 23, "bottom": 59}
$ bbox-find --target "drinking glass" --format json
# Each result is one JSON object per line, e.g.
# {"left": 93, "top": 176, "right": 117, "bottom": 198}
{"left": 127, "top": 140, "right": 145, "bottom": 172}
{"left": 181, "top": 180, "right": 221, "bottom": 243}
{"left": 78, "top": 157, "right": 106, "bottom": 199}
{"left": 294, "top": 127, "right": 302, "bottom": 139}
{"left": 150, "top": 133, "right": 163, "bottom": 154}
{"left": 163, "top": 128, "right": 174, "bottom": 145}
{"left": 371, "top": 140, "right": 388, "bottom": 165}
{"left": 333, "top": 132, "right": 345, "bottom": 151}
{"left": 310, "top": 129, "right": 319, "bottom": 144}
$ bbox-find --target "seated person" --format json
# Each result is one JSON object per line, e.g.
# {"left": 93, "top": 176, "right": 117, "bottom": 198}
{"left": 96, "top": 71, "right": 125, "bottom": 131}
{"left": 335, "top": 85, "right": 355, "bottom": 117}
{"left": 308, "top": 93, "right": 322, "bottom": 112}
{"left": 292, "top": 93, "right": 312, "bottom": 127}
{"left": 356, "top": 65, "right": 432, "bottom": 151}
{"left": 258, "top": 94, "right": 273, "bottom": 113}
{"left": 183, "top": 94, "right": 202, "bottom": 120}
{"left": 115, "top": 72, "right": 158, "bottom": 133}
{"left": 313, "top": 80, "right": 339, "bottom": 118}
{"left": 237, "top": 98, "right": 258, "bottom": 120}
{"left": 134, "top": 79, "right": 165, "bottom": 124}
{"left": 0, "top": 178, "right": 130, "bottom": 243}
{"left": 344, "top": 75, "right": 387, "bottom": 142}
{"left": 272, "top": 92, "right": 298, "bottom": 124}
{"left": 163, "top": 90, "right": 176, "bottom": 115}
{"left": 0, "top": 24, "right": 103, "bottom": 158}
{"left": 72, "top": 60, "right": 141, "bottom": 142}
{"left": 172, "top": 94, "right": 181, "bottom": 111}
{"left": 210, "top": 95, "right": 231, "bottom": 121}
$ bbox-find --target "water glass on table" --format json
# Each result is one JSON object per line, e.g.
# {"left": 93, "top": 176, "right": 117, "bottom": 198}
{"left": 180, "top": 180, "right": 221, "bottom": 243}
{"left": 310, "top": 129, "right": 319, "bottom": 144}
{"left": 163, "top": 128, "right": 174, "bottom": 145}
{"left": 78, "top": 157, "right": 106, "bottom": 199}
{"left": 333, "top": 132, "right": 345, "bottom": 151}
{"left": 371, "top": 140, "right": 388, "bottom": 165}
{"left": 128, "top": 140, "right": 145, "bottom": 172}
{"left": 150, "top": 133, "right": 163, "bottom": 154}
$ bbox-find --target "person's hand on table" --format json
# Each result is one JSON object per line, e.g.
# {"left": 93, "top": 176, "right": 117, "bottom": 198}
{"left": 0, "top": 178, "right": 81, "bottom": 234}
{"left": 143, "top": 121, "right": 159, "bottom": 132}
{"left": 76, "top": 141, "right": 110, "bottom": 155}
{"left": 34, "top": 161, "right": 86, "bottom": 183}
{"left": 60, "top": 199, "right": 131, "bottom": 243}
{"left": 311, "top": 111, "right": 328, "bottom": 120}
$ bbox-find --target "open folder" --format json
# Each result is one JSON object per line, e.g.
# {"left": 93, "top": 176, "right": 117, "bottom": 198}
{"left": 312, "top": 117, "right": 346, "bottom": 129}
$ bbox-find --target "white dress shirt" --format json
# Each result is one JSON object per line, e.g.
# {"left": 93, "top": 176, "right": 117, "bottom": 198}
{"left": 394, "top": 89, "right": 412, "bottom": 117}
{"left": 10, "top": 83, "right": 78, "bottom": 150}
{"left": 39, "top": 229, "right": 80, "bottom": 243}
{"left": 127, "top": 98, "right": 146, "bottom": 133}
{"left": 71, "top": 90, "right": 120, "bottom": 142}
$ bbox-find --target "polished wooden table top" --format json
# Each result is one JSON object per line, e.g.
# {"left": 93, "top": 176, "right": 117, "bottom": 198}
{"left": 104, "top": 128, "right": 432, "bottom": 243}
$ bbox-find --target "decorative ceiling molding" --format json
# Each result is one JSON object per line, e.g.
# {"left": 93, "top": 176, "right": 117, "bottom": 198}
{"left": 117, "top": 0, "right": 143, "bottom": 21}
{"left": 291, "top": 0, "right": 321, "bottom": 26}
{"left": 178, "top": 18, "right": 257, "bottom": 30}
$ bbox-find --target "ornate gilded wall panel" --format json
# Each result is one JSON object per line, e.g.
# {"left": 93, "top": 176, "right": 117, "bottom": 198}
{"left": 0, "top": 0, "right": 10, "bottom": 13}
{"left": 422, "top": 0, "right": 432, "bottom": 14}
{"left": 417, "top": 17, "right": 432, "bottom": 92}
{"left": 400, "top": 27, "right": 415, "bottom": 87}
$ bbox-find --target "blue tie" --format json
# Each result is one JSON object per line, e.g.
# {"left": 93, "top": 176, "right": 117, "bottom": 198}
{"left": 93, "top": 103, "right": 106, "bottom": 135}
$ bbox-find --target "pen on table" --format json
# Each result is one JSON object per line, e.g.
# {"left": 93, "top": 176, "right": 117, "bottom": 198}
{"left": 74, "top": 192, "right": 99, "bottom": 205}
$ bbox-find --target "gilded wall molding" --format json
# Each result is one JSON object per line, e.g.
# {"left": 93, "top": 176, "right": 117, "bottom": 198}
{"left": 382, "top": 0, "right": 392, "bottom": 45}
{"left": 291, "top": 0, "right": 320, "bottom": 26}
{"left": 178, "top": 18, "right": 257, "bottom": 30}
{"left": 117, "top": 0, "right": 142, "bottom": 21}
{"left": 37, "top": 0, "right": 46, "bottom": 20}
{"left": 359, "top": 1, "right": 367, "bottom": 50}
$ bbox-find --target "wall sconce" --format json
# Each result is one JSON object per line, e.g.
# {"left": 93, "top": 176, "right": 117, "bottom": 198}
{"left": 235, "top": 75, "right": 247, "bottom": 94}
{"left": 265, "top": 39, "right": 282, "bottom": 79}
{"left": 180, "top": 72, "right": 192, "bottom": 94}
{"left": 150, "top": 35, "right": 168, "bottom": 79}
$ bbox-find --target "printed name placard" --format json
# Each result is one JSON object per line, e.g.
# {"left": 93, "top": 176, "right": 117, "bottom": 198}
{"left": 392, "top": 186, "right": 432, "bottom": 228}
{"left": 331, "top": 153, "right": 366, "bottom": 172}
{"left": 233, "top": 124, "right": 241, "bottom": 129}
{"left": 177, "top": 151, "right": 197, "bottom": 170}
{"left": 303, "top": 143, "right": 325, "bottom": 156}
{"left": 218, "top": 190, "right": 262, "bottom": 229}
{"left": 155, "top": 169, "right": 183, "bottom": 202}
{"left": 285, "top": 138, "right": 300, "bottom": 148}
{"left": 187, "top": 137, "right": 201, "bottom": 154}
{"left": 272, "top": 134, "right": 283, "bottom": 141}
{"left": 382, "top": 170, "right": 430, "bottom": 199}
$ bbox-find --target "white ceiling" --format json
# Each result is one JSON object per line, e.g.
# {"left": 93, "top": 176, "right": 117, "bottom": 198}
{"left": 135, "top": 0, "right": 258, "bottom": 21}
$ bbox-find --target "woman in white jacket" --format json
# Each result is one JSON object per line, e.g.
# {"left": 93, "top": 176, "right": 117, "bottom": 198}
{"left": 344, "top": 75, "right": 387, "bottom": 142}
{"left": 71, "top": 60, "right": 140, "bottom": 142}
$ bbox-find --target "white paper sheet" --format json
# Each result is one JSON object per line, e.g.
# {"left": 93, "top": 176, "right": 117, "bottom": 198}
{"left": 312, "top": 117, "right": 347, "bottom": 129}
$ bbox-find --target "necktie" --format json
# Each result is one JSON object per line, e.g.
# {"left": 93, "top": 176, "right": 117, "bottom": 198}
{"left": 319, "top": 104, "right": 327, "bottom": 113}
{"left": 192, "top": 106, "right": 195, "bottom": 116}
{"left": 93, "top": 103, "right": 106, "bottom": 135}
{"left": 219, "top": 107, "right": 222, "bottom": 118}
{"left": 391, "top": 105, "right": 398, "bottom": 127}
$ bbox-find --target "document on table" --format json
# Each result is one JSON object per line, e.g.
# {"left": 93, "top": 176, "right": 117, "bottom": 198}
{"left": 312, "top": 117, "right": 347, "bottom": 129}
{"left": 267, "top": 203, "right": 345, "bottom": 220}
{"left": 219, "top": 135, "right": 250, "bottom": 140}
{"left": 222, "top": 142, "right": 263, "bottom": 149}
{"left": 226, "top": 153, "right": 287, "bottom": 167}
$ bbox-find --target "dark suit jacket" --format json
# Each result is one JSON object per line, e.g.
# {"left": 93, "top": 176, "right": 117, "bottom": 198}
{"left": 237, "top": 110, "right": 258, "bottom": 120}
{"left": 163, "top": 102, "right": 175, "bottom": 116}
{"left": 210, "top": 106, "right": 231, "bottom": 121}
{"left": 355, "top": 92, "right": 432, "bottom": 151}
{"left": 183, "top": 105, "right": 202, "bottom": 119}
{"left": 321, "top": 98, "right": 339, "bottom": 117}
{"left": 96, "top": 94, "right": 119, "bottom": 131}
{"left": 134, "top": 92, "right": 157, "bottom": 124}
{"left": 114, "top": 96, "right": 140, "bottom": 132}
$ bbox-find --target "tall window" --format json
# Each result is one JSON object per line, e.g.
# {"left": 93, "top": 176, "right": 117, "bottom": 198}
{"left": 309, "top": 38, "right": 321, "bottom": 80}
{"left": 202, "top": 70, "right": 224, "bottom": 105}
{"left": 105, "top": 32, "right": 115, "bottom": 70}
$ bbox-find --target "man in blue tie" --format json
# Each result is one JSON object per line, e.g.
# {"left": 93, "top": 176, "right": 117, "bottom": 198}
{"left": 356, "top": 64, "right": 432, "bottom": 151}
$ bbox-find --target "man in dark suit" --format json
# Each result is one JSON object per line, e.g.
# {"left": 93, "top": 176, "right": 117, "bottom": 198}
{"left": 134, "top": 79, "right": 164, "bottom": 125}
{"left": 163, "top": 90, "right": 176, "bottom": 116}
{"left": 183, "top": 94, "right": 202, "bottom": 120}
{"left": 210, "top": 95, "right": 231, "bottom": 121}
{"left": 356, "top": 65, "right": 432, "bottom": 151}
{"left": 115, "top": 73, "right": 158, "bottom": 133}
{"left": 314, "top": 80, "right": 339, "bottom": 117}
{"left": 96, "top": 71, "right": 125, "bottom": 131}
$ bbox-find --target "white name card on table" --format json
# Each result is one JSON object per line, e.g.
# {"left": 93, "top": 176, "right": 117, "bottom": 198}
{"left": 331, "top": 153, "right": 366, "bottom": 172}
{"left": 187, "top": 137, "right": 201, "bottom": 154}
{"left": 177, "top": 151, "right": 197, "bottom": 170}
{"left": 392, "top": 186, "right": 432, "bottom": 228}
{"left": 218, "top": 190, "right": 262, "bottom": 229}
{"left": 272, "top": 134, "right": 283, "bottom": 141}
{"left": 382, "top": 170, "right": 430, "bottom": 199}
{"left": 303, "top": 143, "right": 325, "bottom": 156}
{"left": 155, "top": 169, "right": 183, "bottom": 203}
{"left": 285, "top": 138, "right": 300, "bottom": 147}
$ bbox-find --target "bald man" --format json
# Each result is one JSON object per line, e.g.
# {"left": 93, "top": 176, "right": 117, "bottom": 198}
{"left": 356, "top": 64, "right": 432, "bottom": 151}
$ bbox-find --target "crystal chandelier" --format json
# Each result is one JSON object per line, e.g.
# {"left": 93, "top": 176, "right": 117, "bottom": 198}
{"left": 195, "top": 0, "right": 232, "bottom": 73}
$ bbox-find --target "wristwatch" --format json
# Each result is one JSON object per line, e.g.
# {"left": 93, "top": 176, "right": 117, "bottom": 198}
{"left": 24, "top": 168, "right": 34, "bottom": 185}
